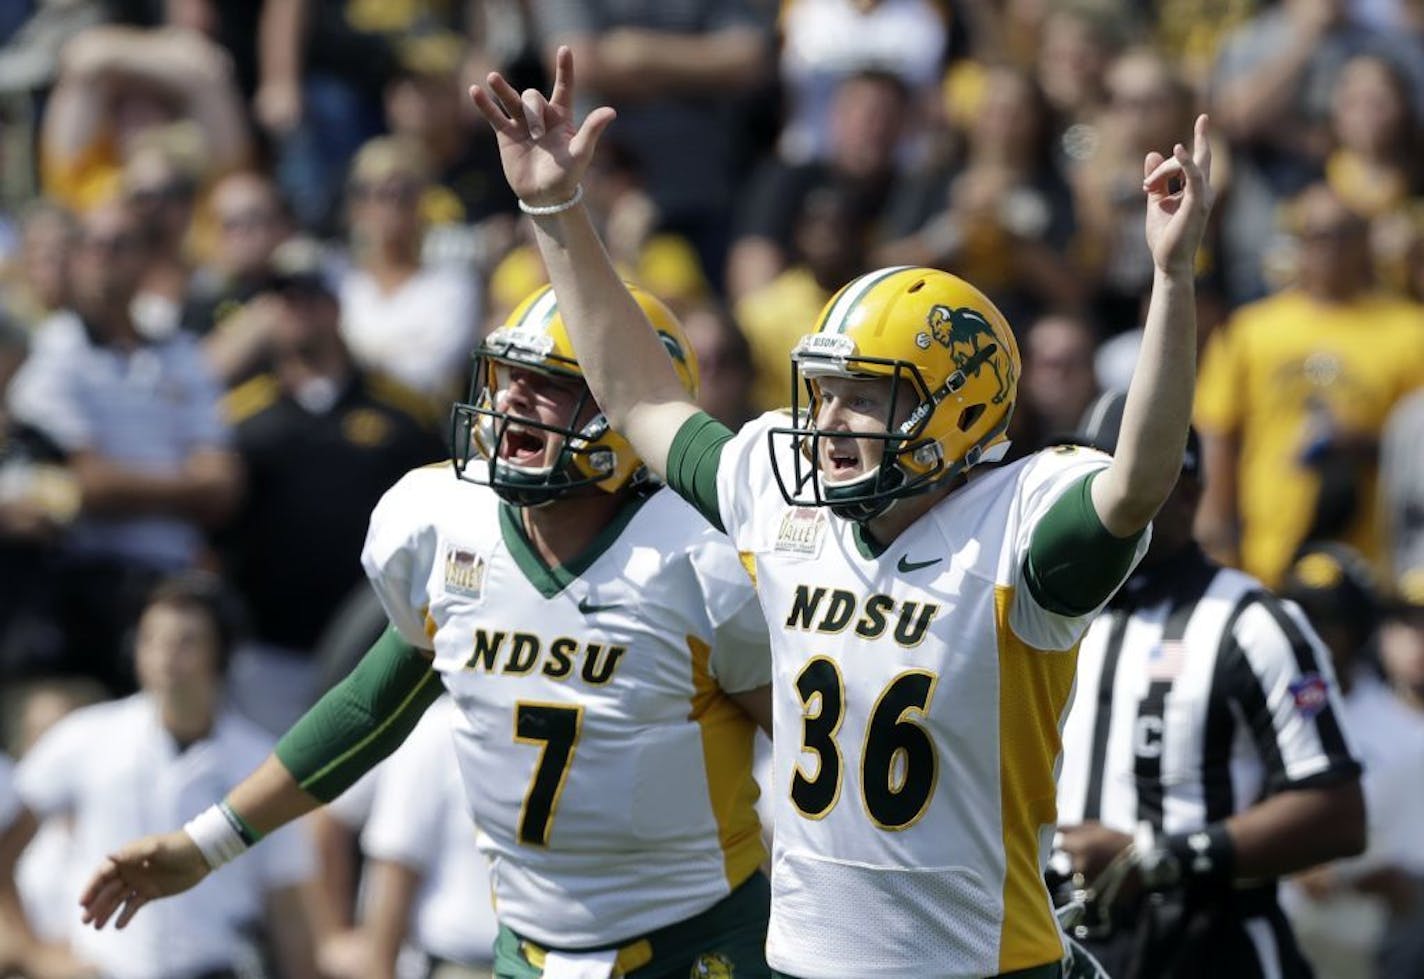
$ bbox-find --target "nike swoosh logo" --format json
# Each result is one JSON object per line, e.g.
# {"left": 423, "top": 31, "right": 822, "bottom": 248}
{"left": 896, "top": 556, "right": 942, "bottom": 573}
{"left": 577, "top": 598, "right": 622, "bottom": 614}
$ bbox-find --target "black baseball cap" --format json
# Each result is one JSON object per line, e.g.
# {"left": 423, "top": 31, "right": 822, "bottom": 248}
{"left": 1065, "top": 389, "right": 1202, "bottom": 480}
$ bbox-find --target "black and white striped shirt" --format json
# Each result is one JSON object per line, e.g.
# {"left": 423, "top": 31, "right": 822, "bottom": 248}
{"left": 1059, "top": 547, "right": 1361, "bottom": 837}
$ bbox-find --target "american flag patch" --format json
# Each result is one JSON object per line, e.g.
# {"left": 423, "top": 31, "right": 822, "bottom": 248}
{"left": 1147, "top": 640, "right": 1185, "bottom": 680}
{"left": 1289, "top": 673, "right": 1330, "bottom": 720}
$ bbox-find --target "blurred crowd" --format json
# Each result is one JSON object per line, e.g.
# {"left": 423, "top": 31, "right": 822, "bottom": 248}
{"left": 0, "top": 0, "right": 1423, "bottom": 977}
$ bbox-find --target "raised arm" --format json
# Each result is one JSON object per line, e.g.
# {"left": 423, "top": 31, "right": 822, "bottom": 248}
{"left": 1089, "top": 114, "right": 1214, "bottom": 537}
{"left": 469, "top": 47, "right": 698, "bottom": 480}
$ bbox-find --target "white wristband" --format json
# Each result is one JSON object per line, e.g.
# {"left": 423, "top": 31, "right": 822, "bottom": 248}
{"left": 183, "top": 804, "right": 249, "bottom": 870}
{"left": 518, "top": 184, "right": 584, "bottom": 216}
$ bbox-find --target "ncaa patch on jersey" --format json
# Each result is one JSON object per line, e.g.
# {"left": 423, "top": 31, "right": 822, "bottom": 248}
{"left": 690, "top": 952, "right": 734, "bottom": 978}
{"left": 442, "top": 545, "right": 486, "bottom": 599}
{"left": 1288, "top": 673, "right": 1329, "bottom": 720}
{"left": 775, "top": 506, "right": 827, "bottom": 558}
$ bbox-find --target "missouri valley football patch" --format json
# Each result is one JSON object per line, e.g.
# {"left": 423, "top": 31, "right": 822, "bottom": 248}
{"left": 442, "top": 545, "right": 486, "bottom": 599}
{"left": 775, "top": 506, "right": 827, "bottom": 558}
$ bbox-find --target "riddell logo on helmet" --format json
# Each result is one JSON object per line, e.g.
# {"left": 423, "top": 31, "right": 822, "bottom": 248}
{"left": 918, "top": 305, "right": 1014, "bottom": 405}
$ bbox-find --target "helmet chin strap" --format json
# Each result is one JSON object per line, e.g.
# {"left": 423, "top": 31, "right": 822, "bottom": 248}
{"left": 825, "top": 434, "right": 1012, "bottom": 526}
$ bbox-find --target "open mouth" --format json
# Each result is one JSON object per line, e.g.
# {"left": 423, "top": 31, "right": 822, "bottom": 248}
{"left": 822, "top": 441, "right": 862, "bottom": 480}
{"left": 500, "top": 426, "right": 548, "bottom": 465}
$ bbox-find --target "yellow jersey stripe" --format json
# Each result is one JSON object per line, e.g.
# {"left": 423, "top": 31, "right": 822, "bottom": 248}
{"left": 994, "top": 585, "right": 1073, "bottom": 972}
{"left": 738, "top": 551, "right": 758, "bottom": 586}
{"left": 687, "top": 634, "right": 766, "bottom": 888}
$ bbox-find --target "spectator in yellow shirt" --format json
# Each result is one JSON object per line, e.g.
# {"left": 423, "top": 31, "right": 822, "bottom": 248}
{"left": 1196, "top": 183, "right": 1424, "bottom": 586}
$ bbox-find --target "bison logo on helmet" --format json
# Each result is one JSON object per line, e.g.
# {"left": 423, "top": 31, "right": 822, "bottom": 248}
{"left": 690, "top": 952, "right": 735, "bottom": 978}
{"left": 925, "top": 304, "right": 1014, "bottom": 405}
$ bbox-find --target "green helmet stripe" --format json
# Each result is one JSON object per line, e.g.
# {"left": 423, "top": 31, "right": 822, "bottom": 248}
{"left": 515, "top": 284, "right": 560, "bottom": 330}
{"left": 818, "top": 266, "right": 915, "bottom": 334}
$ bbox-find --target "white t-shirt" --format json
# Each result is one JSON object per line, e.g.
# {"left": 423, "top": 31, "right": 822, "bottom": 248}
{"left": 713, "top": 413, "right": 1147, "bottom": 979}
{"left": 15, "top": 695, "right": 314, "bottom": 979}
{"left": 339, "top": 266, "right": 479, "bottom": 397}
{"left": 362, "top": 696, "right": 497, "bottom": 966}
{"left": 362, "top": 468, "right": 772, "bottom": 947}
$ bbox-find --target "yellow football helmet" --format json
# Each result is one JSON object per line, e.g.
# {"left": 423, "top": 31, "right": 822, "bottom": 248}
{"left": 452, "top": 283, "right": 698, "bottom": 506}
{"left": 770, "top": 266, "right": 1020, "bottom": 522}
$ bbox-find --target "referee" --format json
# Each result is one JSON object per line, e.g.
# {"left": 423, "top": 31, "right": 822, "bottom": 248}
{"left": 1052, "top": 391, "right": 1366, "bottom": 979}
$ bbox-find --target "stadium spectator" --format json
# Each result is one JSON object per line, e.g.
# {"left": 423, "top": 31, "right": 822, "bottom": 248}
{"left": 735, "top": 185, "right": 869, "bottom": 414}
{"left": 0, "top": 574, "right": 320, "bottom": 979}
{"left": 1381, "top": 567, "right": 1424, "bottom": 716}
{"left": 122, "top": 132, "right": 203, "bottom": 338}
{"left": 775, "top": 0, "right": 947, "bottom": 166}
{"left": 535, "top": 0, "right": 772, "bottom": 288}
{"left": 338, "top": 136, "right": 480, "bottom": 401}
{"left": 5, "top": 198, "right": 240, "bottom": 690}
{"left": 1020, "top": 312, "right": 1100, "bottom": 447}
{"left": 41, "top": 23, "right": 250, "bottom": 212}
{"left": 220, "top": 241, "right": 443, "bottom": 734}
{"left": 1035, "top": 3, "right": 1127, "bottom": 137}
{"left": 683, "top": 302, "right": 757, "bottom": 430}
{"left": 184, "top": 170, "right": 295, "bottom": 386}
{"left": 1374, "top": 564, "right": 1424, "bottom": 979}
{"left": 1072, "top": 48, "right": 1199, "bottom": 334}
{"left": 875, "top": 66, "right": 1082, "bottom": 326}
{"left": 1323, "top": 53, "right": 1424, "bottom": 293}
{"left": 3, "top": 676, "right": 106, "bottom": 947}
{"left": 1278, "top": 545, "right": 1424, "bottom": 979}
{"left": 1380, "top": 389, "right": 1424, "bottom": 579}
{"left": 1208, "top": 0, "right": 1424, "bottom": 303}
{"left": 730, "top": 69, "right": 908, "bottom": 301}
{"left": 0, "top": 200, "right": 76, "bottom": 331}
{"left": 1195, "top": 182, "right": 1424, "bottom": 587}
{"left": 0, "top": 402, "right": 75, "bottom": 681}
{"left": 383, "top": 32, "right": 519, "bottom": 233}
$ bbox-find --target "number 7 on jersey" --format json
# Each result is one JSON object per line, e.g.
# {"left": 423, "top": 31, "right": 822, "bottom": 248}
{"left": 514, "top": 701, "right": 584, "bottom": 846}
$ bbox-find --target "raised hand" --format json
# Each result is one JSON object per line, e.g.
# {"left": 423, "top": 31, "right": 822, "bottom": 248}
{"left": 1143, "top": 113, "right": 1214, "bottom": 277}
{"left": 79, "top": 831, "right": 211, "bottom": 931}
{"left": 469, "top": 45, "right": 617, "bottom": 209}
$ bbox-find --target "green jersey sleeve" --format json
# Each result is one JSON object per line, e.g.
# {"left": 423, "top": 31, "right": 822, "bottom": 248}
{"left": 275, "top": 625, "right": 444, "bottom": 802}
{"left": 1024, "top": 471, "right": 1145, "bottom": 616}
{"left": 666, "top": 411, "right": 736, "bottom": 532}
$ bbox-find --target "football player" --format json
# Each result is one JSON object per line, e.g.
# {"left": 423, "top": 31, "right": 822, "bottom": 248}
{"left": 465, "top": 48, "right": 1213, "bottom": 979}
{"left": 80, "top": 287, "right": 777, "bottom": 978}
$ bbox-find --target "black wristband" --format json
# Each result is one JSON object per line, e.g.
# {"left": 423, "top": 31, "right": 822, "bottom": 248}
{"left": 1162, "top": 823, "right": 1235, "bottom": 885}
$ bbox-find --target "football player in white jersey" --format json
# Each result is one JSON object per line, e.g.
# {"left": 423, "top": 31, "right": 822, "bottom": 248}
{"left": 79, "top": 287, "right": 778, "bottom": 979}
{"left": 464, "top": 49, "right": 1213, "bottom": 979}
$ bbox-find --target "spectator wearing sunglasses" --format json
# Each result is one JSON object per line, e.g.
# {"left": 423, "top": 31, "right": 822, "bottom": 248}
{"left": 3, "top": 197, "right": 241, "bottom": 692}
{"left": 338, "top": 137, "right": 480, "bottom": 403}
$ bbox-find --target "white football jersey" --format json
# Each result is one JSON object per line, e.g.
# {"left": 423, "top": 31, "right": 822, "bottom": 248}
{"left": 362, "top": 466, "right": 771, "bottom": 949}
{"left": 714, "top": 413, "right": 1148, "bottom": 979}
